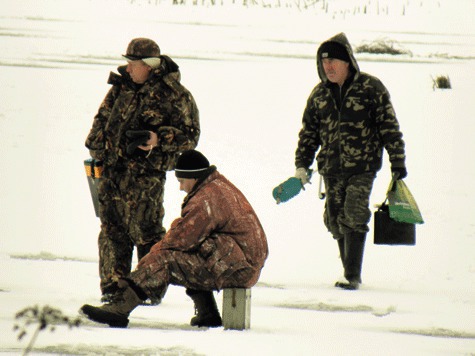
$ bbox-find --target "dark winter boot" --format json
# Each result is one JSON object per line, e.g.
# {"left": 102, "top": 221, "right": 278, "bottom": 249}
{"left": 335, "top": 232, "right": 366, "bottom": 290}
{"left": 100, "top": 283, "right": 120, "bottom": 304}
{"left": 335, "top": 280, "right": 361, "bottom": 290}
{"left": 186, "top": 289, "right": 222, "bottom": 328}
{"left": 80, "top": 279, "right": 146, "bottom": 328}
{"left": 337, "top": 238, "right": 346, "bottom": 268}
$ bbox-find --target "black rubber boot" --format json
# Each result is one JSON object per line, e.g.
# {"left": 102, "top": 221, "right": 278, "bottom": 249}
{"left": 81, "top": 280, "right": 146, "bottom": 328}
{"left": 186, "top": 289, "right": 222, "bottom": 328}
{"left": 335, "top": 232, "right": 366, "bottom": 290}
{"left": 335, "top": 280, "right": 361, "bottom": 290}
{"left": 337, "top": 238, "right": 345, "bottom": 268}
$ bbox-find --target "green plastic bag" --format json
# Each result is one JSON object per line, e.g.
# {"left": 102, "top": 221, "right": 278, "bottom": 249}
{"left": 387, "top": 180, "right": 424, "bottom": 224}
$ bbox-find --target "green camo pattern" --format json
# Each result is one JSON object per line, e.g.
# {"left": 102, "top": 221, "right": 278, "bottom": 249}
{"left": 85, "top": 64, "right": 200, "bottom": 173}
{"left": 295, "top": 32, "right": 405, "bottom": 175}
{"left": 323, "top": 173, "right": 376, "bottom": 236}
{"left": 85, "top": 61, "right": 200, "bottom": 293}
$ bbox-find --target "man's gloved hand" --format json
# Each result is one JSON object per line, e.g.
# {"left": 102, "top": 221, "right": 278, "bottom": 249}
{"left": 295, "top": 167, "right": 310, "bottom": 185}
{"left": 126, "top": 130, "right": 151, "bottom": 155}
{"left": 391, "top": 166, "right": 407, "bottom": 180}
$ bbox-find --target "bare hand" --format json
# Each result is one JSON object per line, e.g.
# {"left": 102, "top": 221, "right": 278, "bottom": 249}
{"left": 138, "top": 131, "right": 159, "bottom": 151}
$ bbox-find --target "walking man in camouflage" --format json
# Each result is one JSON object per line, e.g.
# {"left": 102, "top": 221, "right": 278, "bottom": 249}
{"left": 80, "top": 150, "right": 268, "bottom": 328}
{"left": 294, "top": 33, "right": 407, "bottom": 290}
{"left": 85, "top": 38, "right": 200, "bottom": 302}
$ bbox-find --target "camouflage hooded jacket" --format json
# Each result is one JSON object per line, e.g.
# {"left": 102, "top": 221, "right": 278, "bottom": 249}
{"left": 149, "top": 169, "right": 268, "bottom": 289}
{"left": 295, "top": 32, "right": 406, "bottom": 176}
{"left": 85, "top": 58, "right": 200, "bottom": 174}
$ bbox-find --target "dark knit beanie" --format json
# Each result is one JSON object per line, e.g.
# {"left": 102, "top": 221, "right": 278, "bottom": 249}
{"left": 320, "top": 41, "right": 351, "bottom": 62}
{"left": 175, "top": 150, "right": 210, "bottom": 179}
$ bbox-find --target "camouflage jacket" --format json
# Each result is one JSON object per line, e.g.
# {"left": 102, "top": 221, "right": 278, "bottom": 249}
{"left": 86, "top": 59, "right": 200, "bottom": 174}
{"left": 295, "top": 33, "right": 406, "bottom": 176}
{"left": 151, "top": 169, "right": 268, "bottom": 289}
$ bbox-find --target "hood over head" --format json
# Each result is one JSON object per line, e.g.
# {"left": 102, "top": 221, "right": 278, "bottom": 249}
{"left": 316, "top": 32, "right": 359, "bottom": 83}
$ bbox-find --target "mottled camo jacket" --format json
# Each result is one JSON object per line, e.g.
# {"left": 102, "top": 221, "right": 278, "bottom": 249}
{"left": 86, "top": 61, "right": 200, "bottom": 174}
{"left": 150, "top": 169, "right": 269, "bottom": 289}
{"left": 295, "top": 32, "right": 406, "bottom": 176}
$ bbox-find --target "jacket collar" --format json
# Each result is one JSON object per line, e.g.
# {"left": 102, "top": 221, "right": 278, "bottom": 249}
{"left": 181, "top": 166, "right": 218, "bottom": 207}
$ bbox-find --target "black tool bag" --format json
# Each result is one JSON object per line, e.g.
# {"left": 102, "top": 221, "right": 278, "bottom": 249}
{"left": 374, "top": 203, "right": 415, "bottom": 245}
{"left": 374, "top": 174, "right": 418, "bottom": 246}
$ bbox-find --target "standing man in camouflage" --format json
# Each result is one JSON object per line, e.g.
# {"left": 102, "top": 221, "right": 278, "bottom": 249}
{"left": 294, "top": 33, "right": 407, "bottom": 290}
{"left": 85, "top": 38, "right": 200, "bottom": 302}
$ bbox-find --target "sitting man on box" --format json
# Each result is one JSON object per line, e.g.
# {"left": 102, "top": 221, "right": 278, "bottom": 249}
{"left": 80, "top": 150, "right": 268, "bottom": 328}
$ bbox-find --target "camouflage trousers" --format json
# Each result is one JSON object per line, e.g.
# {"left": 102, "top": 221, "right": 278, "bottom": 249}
{"left": 323, "top": 172, "right": 376, "bottom": 239}
{"left": 129, "top": 248, "right": 254, "bottom": 301}
{"left": 97, "top": 170, "right": 167, "bottom": 294}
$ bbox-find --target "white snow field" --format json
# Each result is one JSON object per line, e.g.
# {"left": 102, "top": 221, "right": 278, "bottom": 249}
{"left": 0, "top": 0, "right": 474, "bottom": 354}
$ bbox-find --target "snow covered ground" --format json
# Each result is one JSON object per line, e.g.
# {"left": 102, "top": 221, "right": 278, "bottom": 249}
{"left": 1, "top": 0, "right": 474, "bottom": 354}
